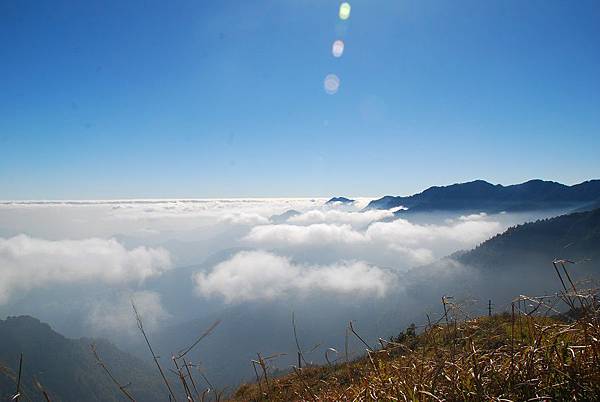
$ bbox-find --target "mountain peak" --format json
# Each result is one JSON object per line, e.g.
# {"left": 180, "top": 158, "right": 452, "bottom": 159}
{"left": 326, "top": 196, "right": 355, "bottom": 205}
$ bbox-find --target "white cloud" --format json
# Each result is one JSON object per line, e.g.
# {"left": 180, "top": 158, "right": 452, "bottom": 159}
{"left": 245, "top": 223, "right": 366, "bottom": 246}
{"left": 244, "top": 217, "right": 503, "bottom": 266}
{"left": 193, "top": 250, "right": 394, "bottom": 303}
{"left": 218, "top": 212, "right": 270, "bottom": 225}
{"left": 246, "top": 218, "right": 500, "bottom": 248}
{"left": 389, "top": 206, "right": 408, "bottom": 213}
{"left": 365, "top": 217, "right": 501, "bottom": 246}
{"left": 386, "top": 245, "right": 435, "bottom": 266}
{"left": 0, "top": 235, "right": 172, "bottom": 304}
{"left": 103, "top": 199, "right": 325, "bottom": 223}
{"left": 287, "top": 209, "right": 394, "bottom": 226}
{"left": 86, "top": 291, "right": 170, "bottom": 336}
{"left": 459, "top": 212, "right": 488, "bottom": 221}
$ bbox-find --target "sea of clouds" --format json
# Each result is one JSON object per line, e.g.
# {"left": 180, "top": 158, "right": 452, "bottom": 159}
{"left": 0, "top": 198, "right": 529, "bottom": 340}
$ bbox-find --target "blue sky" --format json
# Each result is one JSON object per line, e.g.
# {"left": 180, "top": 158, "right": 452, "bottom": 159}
{"left": 1, "top": 0, "right": 599, "bottom": 199}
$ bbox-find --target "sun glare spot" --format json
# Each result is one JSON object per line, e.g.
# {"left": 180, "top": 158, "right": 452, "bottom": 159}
{"left": 332, "top": 40, "right": 345, "bottom": 58}
{"left": 324, "top": 74, "right": 340, "bottom": 95}
{"left": 339, "top": 2, "right": 351, "bottom": 20}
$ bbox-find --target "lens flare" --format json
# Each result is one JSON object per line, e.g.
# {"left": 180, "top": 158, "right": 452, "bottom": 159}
{"left": 324, "top": 74, "right": 340, "bottom": 95}
{"left": 332, "top": 40, "right": 345, "bottom": 58}
{"left": 339, "top": 2, "right": 351, "bottom": 20}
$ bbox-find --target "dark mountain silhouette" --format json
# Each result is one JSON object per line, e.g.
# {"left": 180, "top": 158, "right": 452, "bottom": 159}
{"left": 0, "top": 316, "right": 165, "bottom": 402}
{"left": 399, "top": 208, "right": 600, "bottom": 326}
{"left": 326, "top": 196, "right": 355, "bottom": 205}
{"left": 366, "top": 179, "right": 600, "bottom": 213}
{"left": 458, "top": 207, "right": 600, "bottom": 270}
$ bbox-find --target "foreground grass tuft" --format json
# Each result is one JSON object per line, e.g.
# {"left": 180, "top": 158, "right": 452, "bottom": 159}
{"left": 230, "top": 306, "right": 600, "bottom": 401}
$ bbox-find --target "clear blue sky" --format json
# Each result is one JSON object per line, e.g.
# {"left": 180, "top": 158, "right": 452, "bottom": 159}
{"left": 1, "top": 0, "right": 599, "bottom": 199}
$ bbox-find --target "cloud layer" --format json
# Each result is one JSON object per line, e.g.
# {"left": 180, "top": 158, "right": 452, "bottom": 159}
{"left": 244, "top": 215, "right": 502, "bottom": 266}
{"left": 0, "top": 200, "right": 512, "bottom": 307}
{"left": 194, "top": 250, "right": 394, "bottom": 303}
{"left": 0, "top": 235, "right": 172, "bottom": 304}
{"left": 287, "top": 209, "right": 394, "bottom": 227}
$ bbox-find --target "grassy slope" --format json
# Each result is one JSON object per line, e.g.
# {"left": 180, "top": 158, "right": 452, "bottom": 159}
{"left": 231, "top": 310, "right": 600, "bottom": 401}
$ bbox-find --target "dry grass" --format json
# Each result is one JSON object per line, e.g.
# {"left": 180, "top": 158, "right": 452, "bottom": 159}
{"left": 230, "top": 289, "right": 600, "bottom": 402}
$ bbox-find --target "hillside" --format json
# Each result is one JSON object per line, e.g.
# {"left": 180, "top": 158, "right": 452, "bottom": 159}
{"left": 458, "top": 207, "right": 600, "bottom": 270}
{"left": 0, "top": 316, "right": 165, "bottom": 402}
{"left": 230, "top": 309, "right": 600, "bottom": 401}
{"left": 366, "top": 179, "right": 600, "bottom": 213}
{"left": 401, "top": 208, "right": 600, "bottom": 322}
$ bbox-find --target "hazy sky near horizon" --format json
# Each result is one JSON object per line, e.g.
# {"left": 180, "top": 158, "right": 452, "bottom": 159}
{"left": 1, "top": 0, "right": 599, "bottom": 199}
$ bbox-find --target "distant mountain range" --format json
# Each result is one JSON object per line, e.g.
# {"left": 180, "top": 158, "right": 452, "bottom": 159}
{"left": 366, "top": 179, "right": 600, "bottom": 213}
{"left": 0, "top": 316, "right": 165, "bottom": 402}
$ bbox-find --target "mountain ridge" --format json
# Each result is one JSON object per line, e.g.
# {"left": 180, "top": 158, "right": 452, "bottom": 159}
{"left": 457, "top": 207, "right": 600, "bottom": 270}
{"left": 0, "top": 315, "right": 165, "bottom": 402}
{"left": 366, "top": 179, "right": 600, "bottom": 213}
